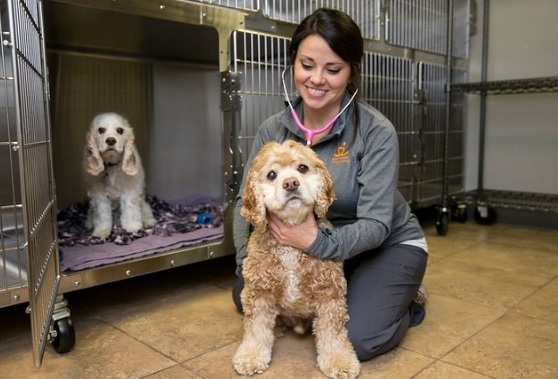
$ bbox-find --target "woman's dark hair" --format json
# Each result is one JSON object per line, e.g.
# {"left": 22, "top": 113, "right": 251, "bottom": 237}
{"left": 289, "top": 8, "right": 364, "bottom": 95}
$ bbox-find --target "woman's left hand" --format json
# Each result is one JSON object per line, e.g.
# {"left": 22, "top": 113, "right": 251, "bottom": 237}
{"left": 267, "top": 212, "right": 318, "bottom": 250}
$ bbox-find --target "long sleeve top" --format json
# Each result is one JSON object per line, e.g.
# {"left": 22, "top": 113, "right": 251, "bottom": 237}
{"left": 233, "top": 94, "right": 425, "bottom": 275}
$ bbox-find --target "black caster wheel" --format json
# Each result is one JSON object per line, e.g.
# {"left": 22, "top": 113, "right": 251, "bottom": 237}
{"left": 452, "top": 204, "right": 468, "bottom": 223}
{"left": 474, "top": 204, "right": 496, "bottom": 225}
{"left": 51, "top": 317, "right": 75, "bottom": 354}
{"left": 436, "top": 210, "right": 449, "bottom": 236}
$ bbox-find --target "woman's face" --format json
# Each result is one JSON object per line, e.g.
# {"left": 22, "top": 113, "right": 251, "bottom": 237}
{"left": 293, "top": 34, "right": 351, "bottom": 117}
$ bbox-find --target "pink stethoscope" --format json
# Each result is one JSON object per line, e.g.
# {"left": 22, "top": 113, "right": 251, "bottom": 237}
{"left": 281, "top": 66, "right": 358, "bottom": 146}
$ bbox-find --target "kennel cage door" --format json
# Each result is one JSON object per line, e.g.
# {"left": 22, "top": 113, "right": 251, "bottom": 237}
{"left": 4, "top": 0, "right": 61, "bottom": 367}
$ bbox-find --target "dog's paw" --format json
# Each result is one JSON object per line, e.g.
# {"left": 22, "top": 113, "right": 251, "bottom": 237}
{"left": 233, "top": 356, "right": 269, "bottom": 376}
{"left": 92, "top": 228, "right": 111, "bottom": 239}
{"left": 233, "top": 343, "right": 271, "bottom": 376}
{"left": 122, "top": 221, "right": 142, "bottom": 234}
{"left": 318, "top": 352, "right": 360, "bottom": 379}
{"left": 143, "top": 216, "right": 156, "bottom": 228}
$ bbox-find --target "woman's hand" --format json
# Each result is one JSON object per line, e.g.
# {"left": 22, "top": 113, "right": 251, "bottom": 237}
{"left": 267, "top": 212, "right": 319, "bottom": 250}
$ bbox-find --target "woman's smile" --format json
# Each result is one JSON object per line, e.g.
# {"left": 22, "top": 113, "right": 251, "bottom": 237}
{"left": 293, "top": 34, "right": 351, "bottom": 122}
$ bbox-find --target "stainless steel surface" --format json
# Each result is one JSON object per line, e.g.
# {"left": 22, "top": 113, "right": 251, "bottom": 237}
{"left": 231, "top": 30, "right": 291, "bottom": 163}
{"left": 386, "top": 0, "right": 471, "bottom": 59}
{"left": 1, "top": 0, "right": 61, "bottom": 367}
{"left": 361, "top": 52, "right": 416, "bottom": 202}
{"left": 59, "top": 239, "right": 230, "bottom": 293}
{"left": 261, "top": 0, "right": 381, "bottom": 40}
{"left": 416, "top": 62, "right": 465, "bottom": 207}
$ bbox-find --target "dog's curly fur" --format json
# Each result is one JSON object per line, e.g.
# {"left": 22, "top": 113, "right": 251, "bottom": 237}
{"left": 233, "top": 140, "right": 360, "bottom": 379}
{"left": 83, "top": 112, "right": 155, "bottom": 238}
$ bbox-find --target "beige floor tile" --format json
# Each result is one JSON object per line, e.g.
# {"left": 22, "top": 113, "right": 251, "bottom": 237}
{"left": 513, "top": 278, "right": 558, "bottom": 323}
{"left": 185, "top": 328, "right": 435, "bottom": 379}
{"left": 98, "top": 285, "right": 244, "bottom": 363}
{"left": 424, "top": 255, "right": 549, "bottom": 308}
{"left": 400, "top": 294, "right": 505, "bottom": 358}
{"left": 477, "top": 224, "right": 558, "bottom": 249}
{"left": 449, "top": 240, "right": 558, "bottom": 278}
{"left": 413, "top": 361, "right": 492, "bottom": 378}
{"left": 358, "top": 348, "right": 434, "bottom": 379}
{"left": 423, "top": 223, "right": 490, "bottom": 260}
{"left": 144, "top": 364, "right": 204, "bottom": 378}
{"left": 442, "top": 312, "right": 558, "bottom": 378}
{"left": 0, "top": 318, "right": 176, "bottom": 379}
{"left": 185, "top": 331, "right": 324, "bottom": 379}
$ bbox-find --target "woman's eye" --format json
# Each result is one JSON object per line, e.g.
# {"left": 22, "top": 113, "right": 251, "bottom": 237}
{"left": 117, "top": 128, "right": 124, "bottom": 135}
{"left": 98, "top": 127, "right": 106, "bottom": 134}
{"left": 298, "top": 164, "right": 308, "bottom": 174}
{"left": 267, "top": 171, "right": 277, "bottom": 181}
{"left": 327, "top": 68, "right": 341, "bottom": 74}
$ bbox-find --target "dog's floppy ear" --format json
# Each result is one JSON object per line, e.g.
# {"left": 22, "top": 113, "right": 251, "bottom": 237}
{"left": 314, "top": 159, "right": 336, "bottom": 219}
{"left": 83, "top": 130, "right": 104, "bottom": 176}
{"left": 122, "top": 129, "right": 138, "bottom": 176}
{"left": 240, "top": 169, "right": 267, "bottom": 228}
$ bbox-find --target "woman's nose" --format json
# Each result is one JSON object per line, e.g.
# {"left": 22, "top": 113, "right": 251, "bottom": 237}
{"left": 310, "top": 69, "right": 325, "bottom": 84}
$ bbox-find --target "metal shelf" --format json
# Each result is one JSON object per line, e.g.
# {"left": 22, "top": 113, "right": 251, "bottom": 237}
{"left": 451, "top": 76, "right": 558, "bottom": 95}
{"left": 459, "top": 190, "right": 558, "bottom": 214}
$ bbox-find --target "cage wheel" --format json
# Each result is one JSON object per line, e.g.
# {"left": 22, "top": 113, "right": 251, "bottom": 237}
{"left": 51, "top": 317, "right": 76, "bottom": 354}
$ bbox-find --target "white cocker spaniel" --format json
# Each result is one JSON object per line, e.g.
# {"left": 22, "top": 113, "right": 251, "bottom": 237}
{"left": 233, "top": 140, "right": 360, "bottom": 379}
{"left": 83, "top": 112, "right": 156, "bottom": 238}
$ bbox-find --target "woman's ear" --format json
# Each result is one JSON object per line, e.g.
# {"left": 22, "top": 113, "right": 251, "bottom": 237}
{"left": 83, "top": 131, "right": 104, "bottom": 176}
{"left": 122, "top": 131, "right": 138, "bottom": 176}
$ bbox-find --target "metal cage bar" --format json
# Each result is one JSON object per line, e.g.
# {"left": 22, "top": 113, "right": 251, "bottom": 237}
{"left": 262, "top": 0, "right": 381, "bottom": 41}
{"left": 4, "top": 0, "right": 59, "bottom": 367}
{"left": 187, "top": 0, "right": 258, "bottom": 11}
{"left": 231, "top": 30, "right": 291, "bottom": 161}
{"left": 386, "top": 0, "right": 470, "bottom": 59}
{"left": 361, "top": 52, "right": 416, "bottom": 203}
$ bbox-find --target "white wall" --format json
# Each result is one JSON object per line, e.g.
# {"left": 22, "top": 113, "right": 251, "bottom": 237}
{"left": 464, "top": 0, "right": 558, "bottom": 194}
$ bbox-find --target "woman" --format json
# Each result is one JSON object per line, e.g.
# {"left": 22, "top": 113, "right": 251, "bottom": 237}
{"left": 232, "top": 8, "right": 428, "bottom": 361}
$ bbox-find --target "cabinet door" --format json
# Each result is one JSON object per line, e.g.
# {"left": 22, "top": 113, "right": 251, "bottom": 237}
{"left": 4, "top": 0, "right": 60, "bottom": 367}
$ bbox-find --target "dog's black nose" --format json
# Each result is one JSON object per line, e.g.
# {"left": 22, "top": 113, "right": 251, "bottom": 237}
{"left": 106, "top": 137, "right": 116, "bottom": 146}
{"left": 283, "top": 177, "right": 299, "bottom": 192}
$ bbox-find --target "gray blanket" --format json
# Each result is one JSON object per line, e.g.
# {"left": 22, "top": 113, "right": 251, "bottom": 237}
{"left": 58, "top": 195, "right": 224, "bottom": 272}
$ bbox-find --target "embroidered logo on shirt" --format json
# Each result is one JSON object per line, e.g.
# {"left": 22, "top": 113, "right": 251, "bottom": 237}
{"left": 332, "top": 142, "right": 350, "bottom": 165}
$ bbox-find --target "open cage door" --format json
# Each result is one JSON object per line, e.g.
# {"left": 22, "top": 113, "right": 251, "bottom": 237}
{"left": 3, "top": 0, "right": 61, "bottom": 367}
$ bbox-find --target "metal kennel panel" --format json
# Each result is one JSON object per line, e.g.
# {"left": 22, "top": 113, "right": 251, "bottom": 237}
{"left": 262, "top": 0, "right": 381, "bottom": 40}
{"left": 386, "top": 0, "right": 470, "bottom": 59}
{"left": 448, "top": 67, "right": 466, "bottom": 197}
{"left": 230, "top": 30, "right": 291, "bottom": 166}
{"left": 189, "top": 0, "right": 258, "bottom": 11}
{"left": 361, "top": 52, "right": 417, "bottom": 203}
{"left": 416, "top": 62, "right": 465, "bottom": 207}
{"left": 1, "top": 0, "right": 60, "bottom": 368}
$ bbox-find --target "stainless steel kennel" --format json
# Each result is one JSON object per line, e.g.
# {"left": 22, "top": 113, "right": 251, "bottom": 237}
{"left": 0, "top": 0, "right": 472, "bottom": 367}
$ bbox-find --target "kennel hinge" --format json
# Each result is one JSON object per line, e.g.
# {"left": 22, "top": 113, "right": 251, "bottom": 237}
{"left": 221, "top": 71, "right": 242, "bottom": 111}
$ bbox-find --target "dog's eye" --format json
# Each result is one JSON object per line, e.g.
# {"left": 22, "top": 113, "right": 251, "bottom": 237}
{"left": 298, "top": 164, "right": 309, "bottom": 174}
{"left": 117, "top": 127, "right": 124, "bottom": 135}
{"left": 98, "top": 127, "right": 106, "bottom": 134}
{"left": 266, "top": 171, "right": 277, "bottom": 181}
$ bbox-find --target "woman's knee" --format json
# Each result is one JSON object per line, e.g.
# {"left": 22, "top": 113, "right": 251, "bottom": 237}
{"left": 347, "top": 312, "right": 410, "bottom": 361}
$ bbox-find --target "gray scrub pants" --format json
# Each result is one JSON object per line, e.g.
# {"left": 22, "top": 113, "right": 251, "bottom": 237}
{"left": 232, "top": 243, "right": 428, "bottom": 362}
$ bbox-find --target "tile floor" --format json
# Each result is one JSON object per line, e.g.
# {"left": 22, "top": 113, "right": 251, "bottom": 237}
{"left": 1, "top": 219, "right": 557, "bottom": 378}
